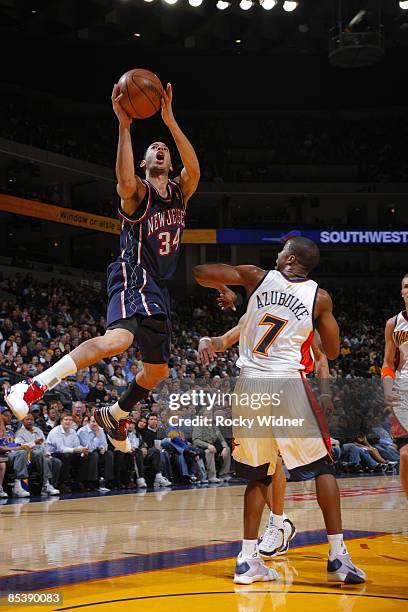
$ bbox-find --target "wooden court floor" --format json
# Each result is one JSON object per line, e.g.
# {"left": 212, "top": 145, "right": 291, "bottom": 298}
{"left": 0, "top": 474, "right": 407, "bottom": 611}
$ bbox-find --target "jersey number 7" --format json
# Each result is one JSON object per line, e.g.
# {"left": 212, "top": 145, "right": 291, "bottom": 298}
{"left": 253, "top": 313, "right": 288, "bottom": 356}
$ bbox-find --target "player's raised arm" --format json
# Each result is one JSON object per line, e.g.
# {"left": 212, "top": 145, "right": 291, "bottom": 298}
{"left": 193, "top": 264, "right": 266, "bottom": 310}
{"left": 112, "top": 84, "right": 146, "bottom": 215}
{"left": 313, "top": 289, "right": 340, "bottom": 361}
{"left": 160, "top": 83, "right": 200, "bottom": 205}
{"left": 382, "top": 317, "right": 400, "bottom": 405}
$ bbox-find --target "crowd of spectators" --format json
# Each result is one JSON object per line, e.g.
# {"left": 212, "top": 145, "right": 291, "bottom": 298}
{"left": 0, "top": 271, "right": 402, "bottom": 498}
{"left": 1, "top": 89, "right": 408, "bottom": 183}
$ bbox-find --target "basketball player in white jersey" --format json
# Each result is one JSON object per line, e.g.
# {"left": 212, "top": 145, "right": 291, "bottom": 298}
{"left": 193, "top": 236, "right": 365, "bottom": 584}
{"left": 198, "top": 323, "right": 332, "bottom": 559}
{"left": 382, "top": 273, "right": 408, "bottom": 498}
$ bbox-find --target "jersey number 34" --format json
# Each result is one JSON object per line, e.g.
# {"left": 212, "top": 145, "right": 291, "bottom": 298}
{"left": 158, "top": 228, "right": 181, "bottom": 256}
{"left": 253, "top": 313, "right": 288, "bottom": 356}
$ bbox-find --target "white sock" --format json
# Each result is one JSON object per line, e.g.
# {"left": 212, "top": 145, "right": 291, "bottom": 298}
{"left": 35, "top": 355, "right": 77, "bottom": 390}
{"left": 327, "top": 534, "right": 347, "bottom": 559}
{"left": 269, "top": 513, "right": 284, "bottom": 529}
{"left": 14, "top": 479, "right": 21, "bottom": 487}
{"left": 109, "top": 402, "right": 130, "bottom": 420}
{"left": 241, "top": 539, "right": 257, "bottom": 557}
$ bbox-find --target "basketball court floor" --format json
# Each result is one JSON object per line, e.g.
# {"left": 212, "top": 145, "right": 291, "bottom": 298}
{"left": 0, "top": 474, "right": 406, "bottom": 611}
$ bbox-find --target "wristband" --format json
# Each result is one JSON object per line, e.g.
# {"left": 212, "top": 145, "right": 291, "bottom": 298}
{"left": 320, "top": 393, "right": 331, "bottom": 398}
{"left": 200, "top": 337, "right": 212, "bottom": 343}
{"left": 381, "top": 367, "right": 395, "bottom": 379}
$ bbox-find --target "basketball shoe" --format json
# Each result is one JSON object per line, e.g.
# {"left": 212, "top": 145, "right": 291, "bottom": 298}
{"left": 327, "top": 552, "right": 366, "bottom": 584}
{"left": 259, "top": 515, "right": 297, "bottom": 558}
{"left": 93, "top": 407, "right": 131, "bottom": 453}
{"left": 234, "top": 550, "right": 279, "bottom": 584}
{"left": 5, "top": 379, "right": 48, "bottom": 420}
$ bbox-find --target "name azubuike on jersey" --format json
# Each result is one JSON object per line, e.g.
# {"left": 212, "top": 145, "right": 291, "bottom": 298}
{"left": 256, "top": 290, "right": 310, "bottom": 321}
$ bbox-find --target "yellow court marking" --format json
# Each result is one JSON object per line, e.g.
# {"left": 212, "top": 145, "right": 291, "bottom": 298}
{"left": 2, "top": 534, "right": 407, "bottom": 612}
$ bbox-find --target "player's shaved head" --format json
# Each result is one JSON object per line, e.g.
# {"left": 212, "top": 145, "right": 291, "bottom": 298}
{"left": 282, "top": 237, "right": 320, "bottom": 274}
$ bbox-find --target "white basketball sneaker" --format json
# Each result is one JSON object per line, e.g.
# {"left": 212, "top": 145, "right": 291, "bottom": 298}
{"left": 6, "top": 379, "right": 48, "bottom": 420}
{"left": 258, "top": 526, "right": 284, "bottom": 558}
{"left": 234, "top": 550, "right": 279, "bottom": 584}
{"left": 327, "top": 552, "right": 366, "bottom": 584}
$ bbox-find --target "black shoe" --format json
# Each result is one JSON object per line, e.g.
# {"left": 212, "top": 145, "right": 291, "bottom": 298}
{"left": 93, "top": 407, "right": 132, "bottom": 452}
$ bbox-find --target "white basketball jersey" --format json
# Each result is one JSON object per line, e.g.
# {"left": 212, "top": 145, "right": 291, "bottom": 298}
{"left": 394, "top": 311, "right": 408, "bottom": 379}
{"left": 237, "top": 269, "right": 318, "bottom": 376}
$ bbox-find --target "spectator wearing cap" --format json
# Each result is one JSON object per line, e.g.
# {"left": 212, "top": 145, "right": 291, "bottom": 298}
{"left": 58, "top": 376, "right": 83, "bottom": 409}
{"left": 192, "top": 420, "right": 231, "bottom": 484}
{"left": 77, "top": 415, "right": 114, "bottom": 489}
{"left": 0, "top": 407, "right": 30, "bottom": 497}
{"left": 15, "top": 413, "right": 61, "bottom": 495}
{"left": 107, "top": 356, "right": 119, "bottom": 378}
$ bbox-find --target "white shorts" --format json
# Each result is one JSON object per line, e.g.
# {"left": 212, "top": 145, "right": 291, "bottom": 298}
{"left": 231, "top": 374, "right": 330, "bottom": 471}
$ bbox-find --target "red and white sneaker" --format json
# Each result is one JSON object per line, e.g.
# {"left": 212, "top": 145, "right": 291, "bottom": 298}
{"left": 5, "top": 379, "right": 48, "bottom": 420}
{"left": 93, "top": 407, "right": 132, "bottom": 453}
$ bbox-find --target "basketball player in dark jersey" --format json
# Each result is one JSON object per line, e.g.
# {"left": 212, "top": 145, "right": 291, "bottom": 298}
{"left": 6, "top": 82, "right": 200, "bottom": 455}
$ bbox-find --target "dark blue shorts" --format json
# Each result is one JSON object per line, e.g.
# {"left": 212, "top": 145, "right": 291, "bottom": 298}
{"left": 106, "top": 262, "right": 171, "bottom": 364}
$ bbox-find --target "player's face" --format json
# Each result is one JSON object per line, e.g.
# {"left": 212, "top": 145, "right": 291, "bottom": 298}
{"left": 142, "top": 142, "right": 172, "bottom": 175}
{"left": 275, "top": 242, "right": 292, "bottom": 271}
{"left": 401, "top": 276, "right": 408, "bottom": 304}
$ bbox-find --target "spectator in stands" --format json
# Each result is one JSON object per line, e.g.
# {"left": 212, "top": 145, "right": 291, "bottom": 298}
{"left": 74, "top": 371, "right": 90, "bottom": 401}
{"left": 86, "top": 380, "right": 110, "bottom": 404}
{"left": 77, "top": 415, "right": 114, "bottom": 489}
{"left": 15, "top": 413, "right": 60, "bottom": 495}
{"left": 136, "top": 416, "right": 172, "bottom": 487}
{"left": 0, "top": 407, "right": 30, "bottom": 497}
{"left": 46, "top": 413, "right": 97, "bottom": 493}
{"left": 192, "top": 420, "right": 231, "bottom": 484}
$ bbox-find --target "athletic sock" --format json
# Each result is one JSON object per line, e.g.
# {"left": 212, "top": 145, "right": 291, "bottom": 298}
{"left": 14, "top": 479, "right": 21, "bottom": 487}
{"left": 269, "top": 513, "right": 284, "bottom": 529}
{"left": 327, "top": 533, "right": 348, "bottom": 559}
{"left": 34, "top": 355, "right": 77, "bottom": 390}
{"left": 109, "top": 402, "right": 131, "bottom": 421}
{"left": 241, "top": 539, "right": 258, "bottom": 558}
{"left": 118, "top": 379, "right": 150, "bottom": 413}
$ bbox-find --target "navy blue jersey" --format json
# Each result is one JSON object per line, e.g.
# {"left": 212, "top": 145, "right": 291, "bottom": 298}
{"left": 106, "top": 179, "right": 185, "bottom": 325}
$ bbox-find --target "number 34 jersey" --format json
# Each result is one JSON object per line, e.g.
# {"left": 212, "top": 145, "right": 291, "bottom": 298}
{"left": 236, "top": 269, "right": 318, "bottom": 377}
{"left": 106, "top": 179, "right": 185, "bottom": 325}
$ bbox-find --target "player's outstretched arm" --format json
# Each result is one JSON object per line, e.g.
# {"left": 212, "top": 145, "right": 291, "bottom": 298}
{"left": 382, "top": 317, "right": 399, "bottom": 405}
{"left": 314, "top": 289, "right": 340, "bottom": 361}
{"left": 198, "top": 318, "right": 244, "bottom": 365}
{"left": 193, "top": 264, "right": 265, "bottom": 310}
{"left": 112, "top": 84, "right": 146, "bottom": 215}
{"left": 161, "top": 83, "right": 200, "bottom": 205}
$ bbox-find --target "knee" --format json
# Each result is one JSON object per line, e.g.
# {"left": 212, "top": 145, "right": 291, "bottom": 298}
{"left": 142, "top": 364, "right": 169, "bottom": 387}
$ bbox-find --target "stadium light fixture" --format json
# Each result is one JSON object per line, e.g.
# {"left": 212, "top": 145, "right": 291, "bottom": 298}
{"left": 260, "top": 0, "right": 277, "bottom": 10}
{"left": 163, "top": 0, "right": 178, "bottom": 4}
{"left": 239, "top": 0, "right": 253, "bottom": 10}
{"left": 216, "top": 1, "right": 230, "bottom": 8}
{"left": 400, "top": 1, "right": 408, "bottom": 9}
{"left": 144, "top": 0, "right": 154, "bottom": 3}
{"left": 283, "top": 1, "right": 298, "bottom": 11}
{"left": 188, "top": 0, "right": 203, "bottom": 5}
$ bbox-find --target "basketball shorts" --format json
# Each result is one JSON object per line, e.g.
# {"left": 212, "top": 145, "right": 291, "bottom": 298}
{"left": 107, "top": 314, "right": 171, "bottom": 364}
{"left": 231, "top": 374, "right": 332, "bottom": 481}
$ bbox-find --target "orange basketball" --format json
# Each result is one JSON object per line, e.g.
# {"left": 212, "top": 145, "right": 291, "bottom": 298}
{"left": 117, "top": 68, "right": 164, "bottom": 119}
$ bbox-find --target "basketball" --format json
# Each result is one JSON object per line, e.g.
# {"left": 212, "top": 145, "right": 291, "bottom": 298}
{"left": 117, "top": 68, "right": 164, "bottom": 119}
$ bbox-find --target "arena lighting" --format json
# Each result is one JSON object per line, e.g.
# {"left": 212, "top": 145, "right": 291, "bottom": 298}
{"left": 260, "top": 0, "right": 277, "bottom": 9}
{"left": 163, "top": 0, "right": 178, "bottom": 4}
{"left": 400, "top": 1, "right": 408, "bottom": 9}
{"left": 283, "top": 1, "right": 298, "bottom": 11}
{"left": 188, "top": 0, "right": 203, "bottom": 5}
{"left": 216, "top": 1, "right": 231, "bottom": 8}
{"left": 239, "top": 0, "right": 253, "bottom": 10}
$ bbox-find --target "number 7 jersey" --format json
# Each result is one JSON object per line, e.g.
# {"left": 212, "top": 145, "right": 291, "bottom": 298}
{"left": 236, "top": 269, "right": 318, "bottom": 376}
